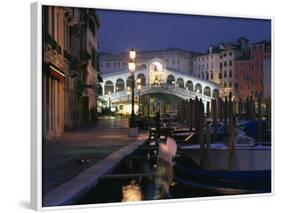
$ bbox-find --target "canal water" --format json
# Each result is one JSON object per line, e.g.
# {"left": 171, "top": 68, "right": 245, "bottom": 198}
{"left": 74, "top": 139, "right": 227, "bottom": 205}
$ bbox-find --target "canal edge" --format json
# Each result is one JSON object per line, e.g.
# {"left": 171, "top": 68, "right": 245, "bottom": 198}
{"left": 43, "top": 132, "right": 149, "bottom": 207}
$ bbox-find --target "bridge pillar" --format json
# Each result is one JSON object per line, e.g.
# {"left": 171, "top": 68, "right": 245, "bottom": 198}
{"left": 185, "top": 100, "right": 189, "bottom": 129}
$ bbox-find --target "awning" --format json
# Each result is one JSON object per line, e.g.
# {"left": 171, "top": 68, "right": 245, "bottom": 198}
{"left": 49, "top": 64, "right": 65, "bottom": 81}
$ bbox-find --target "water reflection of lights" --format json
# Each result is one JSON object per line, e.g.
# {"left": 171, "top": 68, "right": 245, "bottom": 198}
{"left": 122, "top": 180, "right": 143, "bottom": 202}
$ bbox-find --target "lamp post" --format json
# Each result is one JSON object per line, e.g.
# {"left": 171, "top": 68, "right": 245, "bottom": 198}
{"left": 126, "top": 87, "right": 131, "bottom": 118}
{"left": 108, "top": 91, "right": 112, "bottom": 109}
{"left": 126, "top": 86, "right": 131, "bottom": 101}
{"left": 137, "top": 79, "right": 141, "bottom": 116}
{"left": 128, "top": 48, "right": 138, "bottom": 136}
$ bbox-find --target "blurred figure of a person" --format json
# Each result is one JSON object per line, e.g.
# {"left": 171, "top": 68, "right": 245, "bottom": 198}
{"left": 154, "top": 136, "right": 177, "bottom": 199}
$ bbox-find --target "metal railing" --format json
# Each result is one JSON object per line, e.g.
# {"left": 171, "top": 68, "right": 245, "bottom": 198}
{"left": 99, "top": 85, "right": 213, "bottom": 102}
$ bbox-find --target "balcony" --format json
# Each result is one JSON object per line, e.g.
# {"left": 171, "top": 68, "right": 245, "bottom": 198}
{"left": 44, "top": 32, "right": 61, "bottom": 55}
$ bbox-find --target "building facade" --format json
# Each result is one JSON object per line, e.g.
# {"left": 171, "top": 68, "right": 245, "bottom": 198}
{"left": 99, "top": 37, "right": 271, "bottom": 101}
{"left": 42, "top": 6, "right": 101, "bottom": 140}
{"left": 235, "top": 40, "right": 271, "bottom": 99}
{"left": 100, "top": 48, "right": 201, "bottom": 75}
{"left": 193, "top": 37, "right": 250, "bottom": 97}
{"left": 99, "top": 56, "right": 219, "bottom": 116}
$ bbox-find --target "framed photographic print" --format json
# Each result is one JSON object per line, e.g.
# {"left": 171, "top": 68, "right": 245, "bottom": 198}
{"left": 31, "top": 1, "right": 273, "bottom": 210}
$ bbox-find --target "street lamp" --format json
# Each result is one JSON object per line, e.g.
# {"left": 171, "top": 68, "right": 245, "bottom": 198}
{"left": 128, "top": 48, "right": 138, "bottom": 136}
{"left": 126, "top": 87, "right": 131, "bottom": 118}
{"left": 126, "top": 86, "right": 131, "bottom": 101}
{"left": 129, "top": 48, "right": 136, "bottom": 60}
{"left": 137, "top": 82, "right": 141, "bottom": 116}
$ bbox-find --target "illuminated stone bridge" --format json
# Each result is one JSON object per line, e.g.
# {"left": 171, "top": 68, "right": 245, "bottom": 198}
{"left": 98, "top": 58, "right": 220, "bottom": 110}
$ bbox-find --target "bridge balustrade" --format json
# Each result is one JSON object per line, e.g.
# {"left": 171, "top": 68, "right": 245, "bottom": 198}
{"left": 100, "top": 85, "right": 214, "bottom": 103}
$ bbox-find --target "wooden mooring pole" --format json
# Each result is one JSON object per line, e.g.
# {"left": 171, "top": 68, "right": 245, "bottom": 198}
{"left": 189, "top": 99, "right": 193, "bottom": 131}
{"left": 186, "top": 100, "right": 190, "bottom": 129}
{"left": 224, "top": 96, "right": 228, "bottom": 134}
{"left": 212, "top": 99, "right": 217, "bottom": 143}
{"left": 205, "top": 121, "right": 211, "bottom": 169}
{"left": 206, "top": 101, "right": 210, "bottom": 118}
{"left": 227, "top": 92, "right": 235, "bottom": 171}
{"left": 219, "top": 97, "right": 223, "bottom": 122}
{"left": 198, "top": 98, "right": 205, "bottom": 168}
{"left": 266, "top": 97, "right": 271, "bottom": 130}
{"left": 257, "top": 93, "right": 262, "bottom": 142}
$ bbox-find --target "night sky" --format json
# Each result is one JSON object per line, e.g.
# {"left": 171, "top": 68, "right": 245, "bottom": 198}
{"left": 96, "top": 9, "right": 271, "bottom": 54}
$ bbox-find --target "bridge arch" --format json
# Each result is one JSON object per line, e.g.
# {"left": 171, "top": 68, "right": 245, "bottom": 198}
{"left": 186, "top": 80, "right": 193, "bottom": 91}
{"left": 167, "top": 74, "right": 175, "bottom": 85}
{"left": 195, "top": 83, "right": 202, "bottom": 94}
{"left": 213, "top": 89, "right": 219, "bottom": 98}
{"left": 126, "top": 76, "right": 133, "bottom": 89}
{"left": 116, "top": 78, "right": 125, "bottom": 92}
{"left": 176, "top": 77, "right": 184, "bottom": 88}
{"left": 104, "top": 80, "right": 114, "bottom": 95}
{"left": 203, "top": 86, "right": 211, "bottom": 97}
{"left": 137, "top": 73, "right": 146, "bottom": 86}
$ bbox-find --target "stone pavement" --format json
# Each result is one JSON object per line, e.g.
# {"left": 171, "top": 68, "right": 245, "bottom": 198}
{"left": 42, "top": 117, "right": 148, "bottom": 196}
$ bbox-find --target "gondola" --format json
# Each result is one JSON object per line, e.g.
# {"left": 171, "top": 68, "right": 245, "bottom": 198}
{"left": 173, "top": 158, "right": 271, "bottom": 195}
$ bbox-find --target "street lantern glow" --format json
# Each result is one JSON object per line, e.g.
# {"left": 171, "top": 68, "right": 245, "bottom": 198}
{"left": 128, "top": 48, "right": 137, "bottom": 132}
{"left": 128, "top": 59, "right": 136, "bottom": 72}
{"left": 137, "top": 84, "right": 141, "bottom": 90}
{"left": 137, "top": 78, "right": 141, "bottom": 84}
{"left": 129, "top": 48, "right": 136, "bottom": 60}
{"left": 108, "top": 91, "right": 111, "bottom": 96}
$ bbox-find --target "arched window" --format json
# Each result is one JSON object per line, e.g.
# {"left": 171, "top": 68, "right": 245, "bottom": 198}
{"left": 213, "top": 89, "right": 219, "bottom": 98}
{"left": 176, "top": 78, "right": 184, "bottom": 88}
{"left": 137, "top": 73, "right": 146, "bottom": 86}
{"left": 167, "top": 74, "right": 175, "bottom": 85}
{"left": 116, "top": 78, "right": 125, "bottom": 92}
{"left": 186, "top": 80, "right": 193, "bottom": 91}
{"left": 203, "top": 86, "right": 211, "bottom": 97}
{"left": 195, "top": 83, "right": 202, "bottom": 94}
{"left": 234, "top": 82, "right": 239, "bottom": 91}
{"left": 126, "top": 76, "right": 133, "bottom": 89}
{"left": 104, "top": 80, "right": 114, "bottom": 95}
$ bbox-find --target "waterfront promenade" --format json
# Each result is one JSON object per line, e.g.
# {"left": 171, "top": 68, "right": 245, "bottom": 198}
{"left": 43, "top": 117, "right": 148, "bottom": 196}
